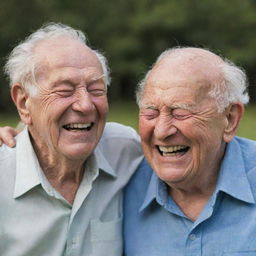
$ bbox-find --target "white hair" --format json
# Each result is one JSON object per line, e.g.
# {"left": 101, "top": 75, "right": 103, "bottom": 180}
{"left": 209, "top": 60, "right": 249, "bottom": 111}
{"left": 4, "top": 22, "right": 111, "bottom": 96}
{"left": 136, "top": 47, "right": 249, "bottom": 112}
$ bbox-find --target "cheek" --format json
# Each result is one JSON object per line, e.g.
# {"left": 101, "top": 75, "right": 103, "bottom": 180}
{"left": 45, "top": 98, "right": 75, "bottom": 124}
{"left": 138, "top": 118, "right": 154, "bottom": 142}
{"left": 188, "top": 122, "right": 225, "bottom": 162}
{"left": 94, "top": 97, "right": 109, "bottom": 118}
{"left": 139, "top": 119, "right": 156, "bottom": 159}
{"left": 29, "top": 98, "right": 68, "bottom": 135}
{"left": 184, "top": 116, "right": 218, "bottom": 140}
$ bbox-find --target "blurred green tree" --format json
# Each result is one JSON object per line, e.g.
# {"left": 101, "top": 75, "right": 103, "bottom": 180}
{"left": 0, "top": 0, "right": 256, "bottom": 112}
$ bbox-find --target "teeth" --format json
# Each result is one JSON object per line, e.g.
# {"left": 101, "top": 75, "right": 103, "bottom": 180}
{"left": 64, "top": 123, "right": 92, "bottom": 129}
{"left": 159, "top": 145, "right": 187, "bottom": 153}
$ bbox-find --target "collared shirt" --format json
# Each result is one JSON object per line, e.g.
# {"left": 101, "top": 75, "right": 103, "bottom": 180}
{"left": 124, "top": 136, "right": 256, "bottom": 256}
{"left": 0, "top": 122, "right": 143, "bottom": 256}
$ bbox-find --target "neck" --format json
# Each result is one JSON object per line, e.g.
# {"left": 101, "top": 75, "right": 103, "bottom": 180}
{"left": 41, "top": 159, "right": 85, "bottom": 205}
{"left": 168, "top": 167, "right": 220, "bottom": 221}
{"left": 168, "top": 145, "right": 225, "bottom": 221}
{"left": 30, "top": 134, "right": 86, "bottom": 204}
{"left": 169, "top": 184, "right": 216, "bottom": 221}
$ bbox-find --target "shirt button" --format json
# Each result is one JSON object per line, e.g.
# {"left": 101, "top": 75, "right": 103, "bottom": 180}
{"left": 189, "top": 234, "right": 196, "bottom": 241}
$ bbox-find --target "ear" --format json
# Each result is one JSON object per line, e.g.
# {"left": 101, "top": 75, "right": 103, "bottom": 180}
{"left": 11, "top": 84, "right": 32, "bottom": 125}
{"left": 223, "top": 103, "right": 244, "bottom": 143}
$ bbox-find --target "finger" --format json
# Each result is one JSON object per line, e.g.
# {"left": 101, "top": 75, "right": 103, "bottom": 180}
{"left": 10, "top": 128, "right": 20, "bottom": 137}
{"left": 0, "top": 127, "right": 17, "bottom": 147}
{"left": 3, "top": 135, "right": 16, "bottom": 147}
{"left": 7, "top": 138, "right": 16, "bottom": 147}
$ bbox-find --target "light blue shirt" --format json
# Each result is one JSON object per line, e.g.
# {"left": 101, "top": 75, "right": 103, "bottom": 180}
{"left": 0, "top": 122, "right": 143, "bottom": 256}
{"left": 124, "top": 137, "right": 256, "bottom": 256}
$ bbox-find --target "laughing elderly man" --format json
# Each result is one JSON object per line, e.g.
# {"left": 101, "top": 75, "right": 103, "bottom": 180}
{"left": 124, "top": 47, "right": 256, "bottom": 255}
{"left": 0, "top": 23, "right": 143, "bottom": 256}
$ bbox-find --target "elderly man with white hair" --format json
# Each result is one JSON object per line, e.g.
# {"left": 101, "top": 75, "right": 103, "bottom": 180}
{"left": 124, "top": 47, "right": 256, "bottom": 255}
{"left": 0, "top": 23, "right": 143, "bottom": 256}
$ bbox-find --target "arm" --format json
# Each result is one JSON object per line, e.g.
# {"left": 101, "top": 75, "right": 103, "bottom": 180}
{"left": 0, "top": 126, "right": 20, "bottom": 147}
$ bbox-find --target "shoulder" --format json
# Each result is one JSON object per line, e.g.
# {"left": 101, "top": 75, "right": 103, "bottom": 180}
{"left": 234, "top": 136, "right": 256, "bottom": 150}
{"left": 130, "top": 158, "right": 153, "bottom": 182}
{"left": 234, "top": 137, "right": 256, "bottom": 198}
{"left": 101, "top": 122, "right": 140, "bottom": 142}
{"left": 0, "top": 143, "right": 16, "bottom": 162}
{"left": 125, "top": 158, "right": 153, "bottom": 191}
{"left": 0, "top": 144, "right": 16, "bottom": 192}
{"left": 124, "top": 158, "right": 154, "bottom": 207}
{"left": 233, "top": 136, "right": 256, "bottom": 169}
{"left": 233, "top": 136, "right": 256, "bottom": 187}
{"left": 96, "top": 122, "right": 143, "bottom": 179}
{"left": 123, "top": 159, "right": 154, "bottom": 238}
{"left": 98, "top": 122, "right": 142, "bottom": 158}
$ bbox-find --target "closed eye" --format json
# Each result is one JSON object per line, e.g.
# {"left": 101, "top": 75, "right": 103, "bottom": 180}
{"left": 140, "top": 108, "right": 159, "bottom": 120}
{"left": 55, "top": 90, "right": 74, "bottom": 97}
{"left": 87, "top": 81, "right": 106, "bottom": 96}
{"left": 172, "top": 108, "right": 192, "bottom": 120}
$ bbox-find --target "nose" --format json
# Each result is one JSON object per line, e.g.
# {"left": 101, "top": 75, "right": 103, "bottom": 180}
{"left": 154, "top": 114, "right": 178, "bottom": 140}
{"left": 72, "top": 89, "right": 95, "bottom": 113}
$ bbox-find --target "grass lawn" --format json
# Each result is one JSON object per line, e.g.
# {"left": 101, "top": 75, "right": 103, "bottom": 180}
{"left": 237, "top": 104, "right": 256, "bottom": 140}
{"left": 0, "top": 112, "right": 20, "bottom": 127}
{"left": 0, "top": 102, "right": 255, "bottom": 140}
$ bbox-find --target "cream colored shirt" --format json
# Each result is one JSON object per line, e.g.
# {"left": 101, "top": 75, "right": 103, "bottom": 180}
{"left": 0, "top": 122, "right": 143, "bottom": 256}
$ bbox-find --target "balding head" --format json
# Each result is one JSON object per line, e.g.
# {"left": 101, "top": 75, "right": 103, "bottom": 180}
{"left": 137, "top": 47, "right": 249, "bottom": 112}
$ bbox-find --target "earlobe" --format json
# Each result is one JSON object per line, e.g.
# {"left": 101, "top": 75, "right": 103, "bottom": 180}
{"left": 11, "top": 84, "right": 32, "bottom": 125}
{"left": 223, "top": 103, "right": 244, "bottom": 143}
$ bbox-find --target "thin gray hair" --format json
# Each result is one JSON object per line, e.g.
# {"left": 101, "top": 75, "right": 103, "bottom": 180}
{"left": 136, "top": 47, "right": 249, "bottom": 112}
{"left": 4, "top": 22, "right": 111, "bottom": 96}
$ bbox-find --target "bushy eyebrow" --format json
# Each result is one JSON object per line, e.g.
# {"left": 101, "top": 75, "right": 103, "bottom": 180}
{"left": 51, "top": 73, "right": 106, "bottom": 88}
{"left": 52, "top": 78, "right": 76, "bottom": 88}
{"left": 139, "top": 103, "right": 158, "bottom": 109}
{"left": 171, "top": 103, "right": 196, "bottom": 111}
{"left": 139, "top": 103, "right": 197, "bottom": 111}
{"left": 90, "top": 74, "right": 105, "bottom": 81}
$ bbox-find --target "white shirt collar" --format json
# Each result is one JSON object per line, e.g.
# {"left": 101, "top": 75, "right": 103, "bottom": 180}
{"left": 13, "top": 126, "right": 116, "bottom": 199}
{"left": 13, "top": 127, "right": 41, "bottom": 198}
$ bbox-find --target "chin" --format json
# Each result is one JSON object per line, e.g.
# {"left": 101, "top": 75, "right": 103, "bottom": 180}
{"left": 154, "top": 166, "right": 188, "bottom": 183}
{"left": 61, "top": 144, "right": 95, "bottom": 161}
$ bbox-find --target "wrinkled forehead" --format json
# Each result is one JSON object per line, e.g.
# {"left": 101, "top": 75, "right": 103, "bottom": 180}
{"left": 141, "top": 81, "right": 214, "bottom": 111}
{"left": 33, "top": 38, "right": 102, "bottom": 76}
{"left": 146, "top": 49, "right": 223, "bottom": 92}
{"left": 140, "top": 50, "right": 225, "bottom": 109}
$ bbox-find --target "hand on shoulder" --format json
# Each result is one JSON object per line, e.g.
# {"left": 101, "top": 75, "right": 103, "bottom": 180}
{"left": 0, "top": 126, "right": 20, "bottom": 147}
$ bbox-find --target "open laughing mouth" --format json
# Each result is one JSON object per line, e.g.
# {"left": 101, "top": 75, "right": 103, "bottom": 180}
{"left": 62, "top": 123, "right": 94, "bottom": 131}
{"left": 157, "top": 145, "right": 190, "bottom": 156}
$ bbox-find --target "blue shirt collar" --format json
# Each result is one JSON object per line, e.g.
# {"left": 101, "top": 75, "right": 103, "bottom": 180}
{"left": 140, "top": 138, "right": 255, "bottom": 212}
{"left": 216, "top": 138, "right": 255, "bottom": 203}
{"left": 139, "top": 172, "right": 159, "bottom": 212}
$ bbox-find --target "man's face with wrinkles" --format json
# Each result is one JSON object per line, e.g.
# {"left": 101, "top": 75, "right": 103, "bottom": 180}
{"left": 138, "top": 52, "right": 229, "bottom": 188}
{"left": 25, "top": 38, "right": 108, "bottom": 161}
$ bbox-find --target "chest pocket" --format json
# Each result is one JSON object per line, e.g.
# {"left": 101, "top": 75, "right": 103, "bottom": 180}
{"left": 90, "top": 218, "right": 122, "bottom": 256}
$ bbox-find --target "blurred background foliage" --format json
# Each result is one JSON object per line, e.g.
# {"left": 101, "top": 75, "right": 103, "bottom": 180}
{"left": 0, "top": 0, "right": 255, "bottom": 112}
